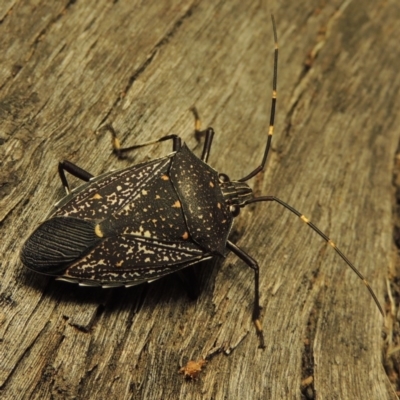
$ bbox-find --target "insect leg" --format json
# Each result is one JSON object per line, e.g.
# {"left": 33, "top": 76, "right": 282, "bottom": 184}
{"left": 226, "top": 240, "right": 265, "bottom": 349}
{"left": 190, "top": 107, "right": 215, "bottom": 163}
{"left": 239, "top": 14, "right": 278, "bottom": 182}
{"left": 58, "top": 161, "right": 94, "bottom": 194}
{"left": 100, "top": 124, "right": 182, "bottom": 158}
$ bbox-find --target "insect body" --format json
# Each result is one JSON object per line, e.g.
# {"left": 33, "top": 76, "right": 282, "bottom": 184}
{"left": 21, "top": 144, "right": 244, "bottom": 285}
{"left": 20, "top": 15, "right": 383, "bottom": 348}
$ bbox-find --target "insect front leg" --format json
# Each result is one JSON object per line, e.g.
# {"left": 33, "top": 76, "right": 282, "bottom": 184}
{"left": 226, "top": 240, "right": 265, "bottom": 349}
{"left": 58, "top": 161, "right": 94, "bottom": 194}
{"left": 99, "top": 124, "right": 182, "bottom": 158}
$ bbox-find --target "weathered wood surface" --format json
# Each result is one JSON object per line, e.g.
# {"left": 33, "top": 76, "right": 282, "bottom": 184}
{"left": 1, "top": 0, "right": 399, "bottom": 399}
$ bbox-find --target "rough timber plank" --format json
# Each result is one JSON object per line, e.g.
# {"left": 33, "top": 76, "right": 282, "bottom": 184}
{"left": 1, "top": 0, "right": 399, "bottom": 399}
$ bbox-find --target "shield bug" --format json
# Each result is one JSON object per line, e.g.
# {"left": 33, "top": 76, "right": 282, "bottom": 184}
{"left": 20, "top": 15, "right": 383, "bottom": 348}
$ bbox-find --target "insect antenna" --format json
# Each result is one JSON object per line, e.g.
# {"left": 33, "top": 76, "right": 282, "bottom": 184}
{"left": 245, "top": 196, "right": 384, "bottom": 316}
{"left": 239, "top": 13, "right": 278, "bottom": 182}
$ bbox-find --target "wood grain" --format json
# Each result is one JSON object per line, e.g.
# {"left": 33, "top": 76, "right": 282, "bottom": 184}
{"left": 1, "top": 0, "right": 399, "bottom": 398}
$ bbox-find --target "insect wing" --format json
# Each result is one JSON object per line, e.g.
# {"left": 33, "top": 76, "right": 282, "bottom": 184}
{"left": 53, "top": 155, "right": 173, "bottom": 220}
{"left": 59, "top": 151, "right": 214, "bottom": 284}
{"left": 63, "top": 235, "right": 209, "bottom": 285}
{"left": 21, "top": 217, "right": 101, "bottom": 274}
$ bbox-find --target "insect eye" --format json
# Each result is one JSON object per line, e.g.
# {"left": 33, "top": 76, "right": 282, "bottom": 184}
{"left": 219, "top": 173, "right": 230, "bottom": 183}
{"left": 230, "top": 205, "right": 240, "bottom": 217}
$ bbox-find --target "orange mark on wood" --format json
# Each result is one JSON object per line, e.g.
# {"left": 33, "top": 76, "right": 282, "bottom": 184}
{"left": 179, "top": 359, "right": 207, "bottom": 379}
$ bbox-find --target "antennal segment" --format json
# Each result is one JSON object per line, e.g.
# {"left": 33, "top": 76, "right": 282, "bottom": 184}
{"left": 239, "top": 14, "right": 278, "bottom": 182}
{"left": 245, "top": 196, "right": 384, "bottom": 316}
